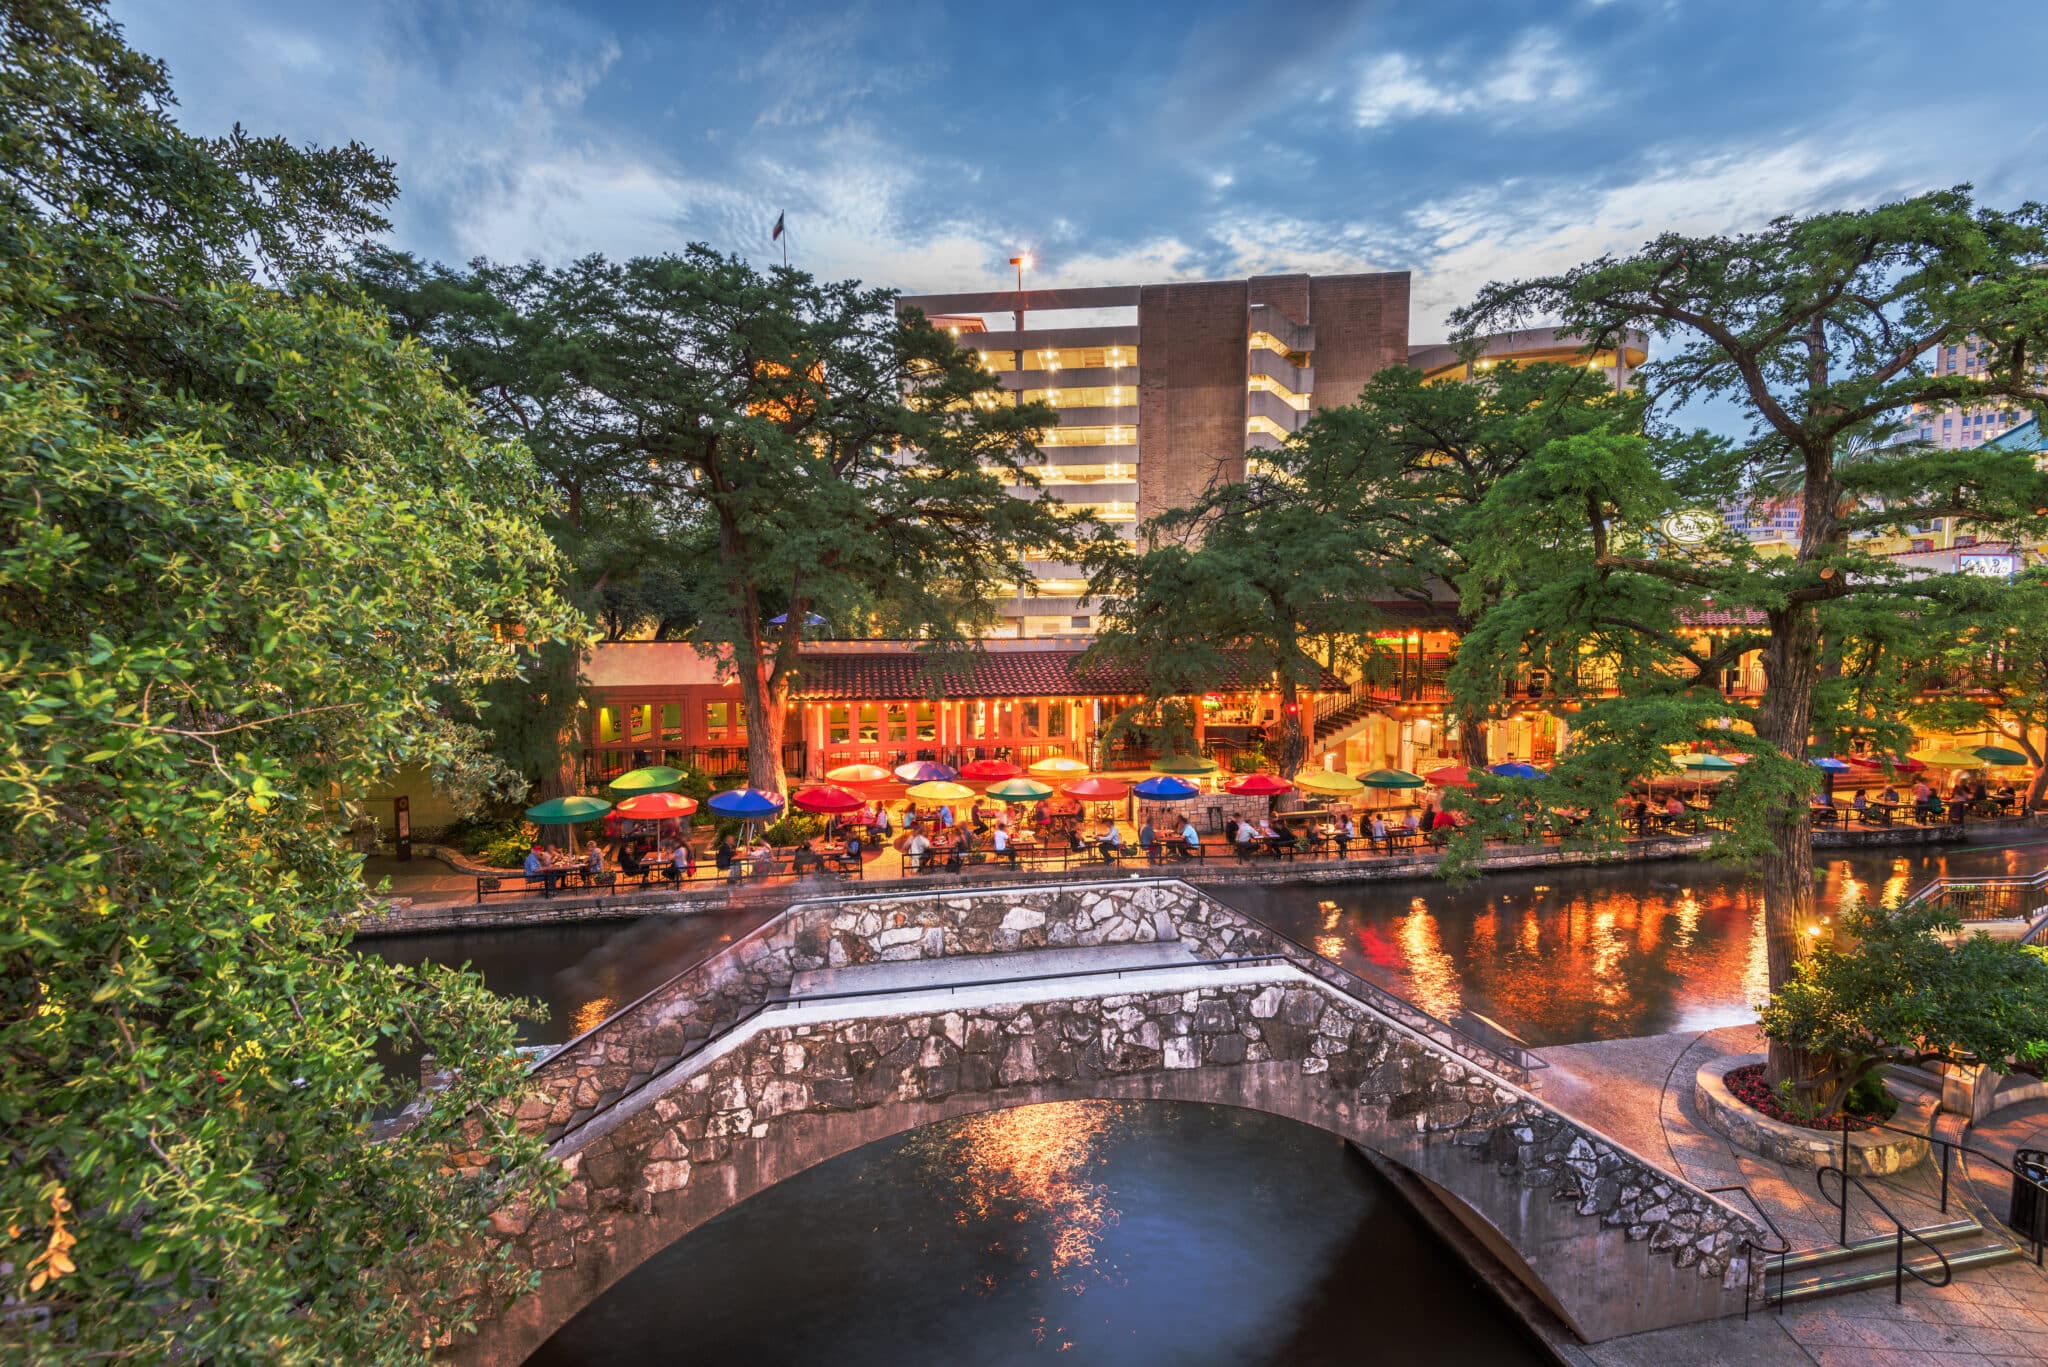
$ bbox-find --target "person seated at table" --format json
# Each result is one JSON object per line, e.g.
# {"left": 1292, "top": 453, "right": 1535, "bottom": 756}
{"left": 1922, "top": 790, "right": 1946, "bottom": 821}
{"left": 618, "top": 842, "right": 645, "bottom": 878}
{"left": 1401, "top": 810, "right": 1420, "bottom": 836}
{"left": 714, "top": 834, "right": 736, "bottom": 873}
{"left": 670, "top": 841, "right": 694, "bottom": 882}
{"left": 1880, "top": 783, "right": 1900, "bottom": 805}
{"left": 585, "top": 844, "right": 606, "bottom": 879}
{"left": 1233, "top": 820, "right": 1258, "bottom": 858}
{"left": 1852, "top": 789, "right": 1868, "bottom": 813}
{"left": 1367, "top": 813, "right": 1389, "bottom": 851}
{"left": 1997, "top": 780, "right": 2018, "bottom": 802}
{"left": 1418, "top": 802, "right": 1438, "bottom": 833}
{"left": 791, "top": 838, "right": 823, "bottom": 875}
{"left": 1097, "top": 824, "right": 1125, "bottom": 861}
{"left": 1138, "top": 816, "right": 1158, "bottom": 863}
{"left": 745, "top": 837, "right": 776, "bottom": 874}
{"left": 1333, "top": 812, "right": 1356, "bottom": 857}
{"left": 1267, "top": 822, "right": 1297, "bottom": 855}
{"left": 842, "top": 830, "right": 865, "bottom": 861}
{"left": 904, "top": 828, "right": 932, "bottom": 873}
{"left": 873, "top": 805, "right": 893, "bottom": 839}
{"left": 1662, "top": 795, "right": 1686, "bottom": 826}
{"left": 991, "top": 822, "right": 1016, "bottom": 864}
{"left": 523, "top": 844, "right": 564, "bottom": 894}
{"left": 1178, "top": 817, "right": 1201, "bottom": 859}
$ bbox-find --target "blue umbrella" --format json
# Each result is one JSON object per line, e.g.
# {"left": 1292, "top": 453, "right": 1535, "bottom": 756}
{"left": 1487, "top": 761, "right": 1548, "bottom": 780}
{"left": 1809, "top": 757, "right": 1852, "bottom": 773}
{"left": 769, "top": 612, "right": 829, "bottom": 627}
{"left": 706, "top": 787, "right": 785, "bottom": 819}
{"left": 893, "top": 760, "right": 958, "bottom": 783}
{"left": 1132, "top": 775, "right": 1201, "bottom": 801}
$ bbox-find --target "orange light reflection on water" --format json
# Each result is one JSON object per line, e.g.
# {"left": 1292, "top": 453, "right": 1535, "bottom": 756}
{"left": 569, "top": 996, "right": 616, "bottom": 1037}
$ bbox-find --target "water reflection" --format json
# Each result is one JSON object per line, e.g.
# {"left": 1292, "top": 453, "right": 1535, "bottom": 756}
{"left": 1213, "top": 842, "right": 2044, "bottom": 1048}
{"left": 528, "top": 1102, "right": 1546, "bottom": 1367}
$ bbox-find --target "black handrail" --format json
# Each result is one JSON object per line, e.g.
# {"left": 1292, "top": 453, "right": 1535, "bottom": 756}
{"left": 1846, "top": 1112, "right": 2048, "bottom": 1237}
{"left": 1817, "top": 1165, "right": 1956, "bottom": 1304}
{"left": 1705, "top": 1184, "right": 1792, "bottom": 1318}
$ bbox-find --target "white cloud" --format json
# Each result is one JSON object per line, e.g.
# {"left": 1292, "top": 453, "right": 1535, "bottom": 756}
{"left": 1355, "top": 30, "right": 1592, "bottom": 129}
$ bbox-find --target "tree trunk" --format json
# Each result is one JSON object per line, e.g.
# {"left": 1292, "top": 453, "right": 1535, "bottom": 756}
{"left": 1274, "top": 677, "right": 1305, "bottom": 777}
{"left": 1459, "top": 708, "right": 1489, "bottom": 769}
{"left": 1757, "top": 603, "right": 1821, "bottom": 1093}
{"left": 740, "top": 654, "right": 789, "bottom": 796}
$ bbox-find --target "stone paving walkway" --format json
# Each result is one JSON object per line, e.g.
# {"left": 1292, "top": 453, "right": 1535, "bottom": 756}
{"left": 1536, "top": 1025, "right": 2048, "bottom": 1366}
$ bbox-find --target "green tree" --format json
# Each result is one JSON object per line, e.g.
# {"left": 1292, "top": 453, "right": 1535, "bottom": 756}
{"left": 1908, "top": 567, "right": 2048, "bottom": 808}
{"left": 1759, "top": 899, "right": 2048, "bottom": 1118}
{"left": 365, "top": 249, "right": 1094, "bottom": 794}
{"left": 1301, "top": 359, "right": 1643, "bottom": 767}
{"left": 0, "top": 4, "right": 580, "bottom": 1360}
{"left": 1454, "top": 191, "right": 2048, "bottom": 1087}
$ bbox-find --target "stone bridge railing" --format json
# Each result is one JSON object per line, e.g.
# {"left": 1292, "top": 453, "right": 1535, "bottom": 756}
{"left": 457, "top": 955, "right": 1768, "bottom": 1366}
{"left": 519, "top": 879, "right": 1537, "bottom": 1144}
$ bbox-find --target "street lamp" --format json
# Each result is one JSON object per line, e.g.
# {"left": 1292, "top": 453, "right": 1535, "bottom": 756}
{"left": 1009, "top": 253, "right": 1032, "bottom": 330}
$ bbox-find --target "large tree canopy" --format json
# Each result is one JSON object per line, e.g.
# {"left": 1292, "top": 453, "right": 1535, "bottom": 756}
{"left": 1452, "top": 189, "right": 2048, "bottom": 1091}
{"left": 366, "top": 249, "right": 1098, "bottom": 793}
{"left": 1, "top": 3, "right": 579, "bottom": 1361}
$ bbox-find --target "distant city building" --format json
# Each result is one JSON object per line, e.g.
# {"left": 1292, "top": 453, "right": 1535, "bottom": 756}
{"left": 1408, "top": 326, "right": 1646, "bottom": 390}
{"left": 1912, "top": 336, "right": 2032, "bottom": 449}
{"left": 899, "top": 273, "right": 1410, "bottom": 635}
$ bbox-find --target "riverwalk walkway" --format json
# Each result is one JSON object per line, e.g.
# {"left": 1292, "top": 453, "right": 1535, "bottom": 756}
{"left": 1535, "top": 1025, "right": 2048, "bottom": 1366}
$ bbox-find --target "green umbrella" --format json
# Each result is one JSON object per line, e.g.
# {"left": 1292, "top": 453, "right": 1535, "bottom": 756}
{"left": 1673, "top": 752, "right": 1739, "bottom": 771}
{"left": 525, "top": 795, "right": 613, "bottom": 824}
{"left": 1359, "top": 768, "right": 1426, "bottom": 789}
{"left": 608, "top": 765, "right": 685, "bottom": 795}
{"left": 1972, "top": 745, "right": 2030, "bottom": 767}
{"left": 986, "top": 778, "right": 1055, "bottom": 802}
{"left": 1151, "top": 753, "right": 1219, "bottom": 775}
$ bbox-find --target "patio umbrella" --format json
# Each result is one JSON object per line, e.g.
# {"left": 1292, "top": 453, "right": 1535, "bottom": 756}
{"left": 826, "top": 763, "right": 895, "bottom": 785}
{"left": 1132, "top": 775, "right": 1201, "bottom": 801}
{"left": 608, "top": 765, "right": 685, "bottom": 795}
{"left": 1029, "top": 756, "right": 1091, "bottom": 778}
{"left": 1487, "top": 761, "right": 1548, "bottom": 780}
{"left": 1296, "top": 769, "right": 1365, "bottom": 795}
{"left": 1063, "top": 777, "right": 1131, "bottom": 800}
{"left": 1972, "top": 745, "right": 2031, "bottom": 767}
{"left": 1673, "top": 752, "right": 1738, "bottom": 771}
{"left": 1808, "top": 757, "right": 1853, "bottom": 773}
{"left": 706, "top": 787, "right": 785, "bottom": 819}
{"left": 1224, "top": 773, "right": 1292, "bottom": 796}
{"left": 768, "top": 612, "right": 829, "bottom": 627}
{"left": 1848, "top": 753, "right": 1924, "bottom": 772}
{"left": 986, "top": 778, "right": 1054, "bottom": 802}
{"left": 1150, "top": 753, "right": 1219, "bottom": 775}
{"left": 1359, "top": 768, "right": 1426, "bottom": 789}
{"left": 1422, "top": 765, "right": 1476, "bottom": 787}
{"left": 958, "top": 758, "right": 1022, "bottom": 781}
{"left": 525, "top": 795, "right": 613, "bottom": 824}
{"left": 791, "top": 784, "right": 865, "bottom": 814}
{"left": 613, "top": 792, "right": 699, "bottom": 820}
{"left": 894, "top": 760, "right": 958, "bottom": 783}
{"left": 906, "top": 780, "right": 976, "bottom": 803}
{"left": 1911, "top": 748, "right": 1991, "bottom": 768}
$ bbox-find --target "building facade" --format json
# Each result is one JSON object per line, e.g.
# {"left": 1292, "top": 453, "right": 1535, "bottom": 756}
{"left": 1914, "top": 338, "right": 2034, "bottom": 450}
{"left": 899, "top": 272, "right": 1410, "bottom": 635}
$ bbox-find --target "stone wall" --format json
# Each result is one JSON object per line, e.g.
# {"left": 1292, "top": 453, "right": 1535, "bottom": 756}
{"left": 457, "top": 970, "right": 1764, "bottom": 1366}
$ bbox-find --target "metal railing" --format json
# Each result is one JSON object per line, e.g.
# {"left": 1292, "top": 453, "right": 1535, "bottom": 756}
{"left": 1705, "top": 1184, "right": 1791, "bottom": 1318}
{"left": 1848, "top": 1116, "right": 2048, "bottom": 1267}
{"left": 1899, "top": 868, "right": 2048, "bottom": 923}
{"left": 1815, "top": 1164, "right": 1955, "bottom": 1303}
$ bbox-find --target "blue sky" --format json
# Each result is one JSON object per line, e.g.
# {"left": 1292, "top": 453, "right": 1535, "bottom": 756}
{"left": 116, "top": 0, "right": 2048, "bottom": 339}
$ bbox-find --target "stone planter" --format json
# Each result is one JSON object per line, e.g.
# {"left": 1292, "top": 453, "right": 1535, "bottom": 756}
{"left": 1693, "top": 1054, "right": 1927, "bottom": 1177}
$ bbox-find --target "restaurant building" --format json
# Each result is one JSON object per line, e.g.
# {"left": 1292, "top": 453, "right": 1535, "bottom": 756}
{"left": 580, "top": 637, "right": 1342, "bottom": 785}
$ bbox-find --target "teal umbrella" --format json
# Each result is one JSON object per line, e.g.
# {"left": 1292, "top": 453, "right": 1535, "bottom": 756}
{"left": 1360, "top": 768, "right": 1426, "bottom": 789}
{"left": 525, "top": 795, "right": 613, "bottom": 824}
{"left": 608, "top": 765, "right": 685, "bottom": 795}
{"left": 1972, "top": 745, "right": 2030, "bottom": 767}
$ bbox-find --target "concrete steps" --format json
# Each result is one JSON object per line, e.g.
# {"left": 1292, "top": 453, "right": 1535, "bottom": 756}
{"left": 1767, "top": 1217, "right": 2022, "bottom": 1305}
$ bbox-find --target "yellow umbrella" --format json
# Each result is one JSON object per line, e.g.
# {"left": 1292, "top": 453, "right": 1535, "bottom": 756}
{"left": 905, "top": 780, "right": 975, "bottom": 803}
{"left": 1028, "top": 756, "right": 1090, "bottom": 778}
{"left": 1294, "top": 769, "right": 1364, "bottom": 794}
{"left": 1911, "top": 749, "right": 1989, "bottom": 768}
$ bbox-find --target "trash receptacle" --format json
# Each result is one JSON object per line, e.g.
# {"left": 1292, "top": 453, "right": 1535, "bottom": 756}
{"left": 2013, "top": 1150, "right": 2048, "bottom": 1248}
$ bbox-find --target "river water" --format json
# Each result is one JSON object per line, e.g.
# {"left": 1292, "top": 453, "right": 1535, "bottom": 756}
{"left": 364, "top": 839, "right": 2044, "bottom": 1365}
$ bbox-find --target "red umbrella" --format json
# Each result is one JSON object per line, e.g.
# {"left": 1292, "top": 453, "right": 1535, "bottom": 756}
{"left": 1421, "top": 765, "right": 1476, "bottom": 788}
{"left": 959, "top": 758, "right": 1023, "bottom": 782}
{"left": 1223, "top": 773, "right": 1292, "bottom": 796}
{"left": 1063, "top": 777, "right": 1131, "bottom": 800}
{"left": 1848, "top": 754, "right": 1924, "bottom": 773}
{"left": 791, "top": 784, "right": 866, "bottom": 814}
{"left": 613, "top": 792, "right": 699, "bottom": 819}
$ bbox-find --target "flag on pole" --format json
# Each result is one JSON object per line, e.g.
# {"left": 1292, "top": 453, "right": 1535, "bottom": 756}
{"left": 771, "top": 211, "right": 785, "bottom": 241}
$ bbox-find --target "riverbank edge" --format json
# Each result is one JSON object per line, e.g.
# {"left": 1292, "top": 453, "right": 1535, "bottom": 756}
{"left": 1356, "top": 1147, "right": 1592, "bottom": 1366}
{"left": 352, "top": 823, "right": 1975, "bottom": 939}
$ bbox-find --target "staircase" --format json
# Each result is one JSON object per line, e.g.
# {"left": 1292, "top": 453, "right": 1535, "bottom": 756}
{"left": 1768, "top": 1217, "right": 2021, "bottom": 1306}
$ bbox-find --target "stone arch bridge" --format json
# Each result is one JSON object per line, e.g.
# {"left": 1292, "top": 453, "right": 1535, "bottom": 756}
{"left": 450, "top": 880, "right": 1766, "bottom": 1365}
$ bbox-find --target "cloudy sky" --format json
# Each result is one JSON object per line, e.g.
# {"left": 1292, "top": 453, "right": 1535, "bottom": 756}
{"left": 116, "top": 0, "right": 2048, "bottom": 340}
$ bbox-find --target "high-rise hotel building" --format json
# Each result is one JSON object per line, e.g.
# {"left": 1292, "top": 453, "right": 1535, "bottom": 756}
{"left": 899, "top": 272, "right": 1411, "bottom": 634}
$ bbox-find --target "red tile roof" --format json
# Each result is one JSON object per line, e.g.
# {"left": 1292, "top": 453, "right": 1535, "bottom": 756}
{"left": 792, "top": 648, "right": 1337, "bottom": 700}
{"left": 1678, "top": 607, "right": 1767, "bottom": 627}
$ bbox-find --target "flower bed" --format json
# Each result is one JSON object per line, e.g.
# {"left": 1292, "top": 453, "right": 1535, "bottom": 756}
{"left": 1723, "top": 1062, "right": 1885, "bottom": 1133}
{"left": 1693, "top": 1054, "right": 1927, "bottom": 1176}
